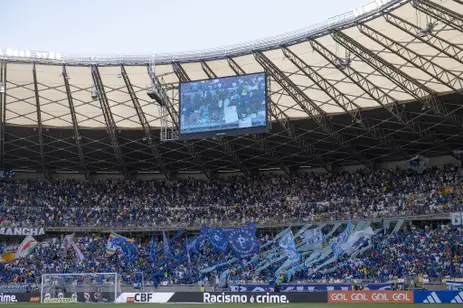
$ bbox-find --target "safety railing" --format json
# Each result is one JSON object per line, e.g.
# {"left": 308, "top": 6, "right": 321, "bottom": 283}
{"left": 14, "top": 212, "right": 450, "bottom": 233}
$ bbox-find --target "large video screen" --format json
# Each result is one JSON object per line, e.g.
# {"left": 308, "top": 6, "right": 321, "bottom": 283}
{"left": 179, "top": 72, "right": 268, "bottom": 140}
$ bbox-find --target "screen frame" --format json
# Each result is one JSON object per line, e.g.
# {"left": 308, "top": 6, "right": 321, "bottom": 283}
{"left": 178, "top": 72, "right": 268, "bottom": 140}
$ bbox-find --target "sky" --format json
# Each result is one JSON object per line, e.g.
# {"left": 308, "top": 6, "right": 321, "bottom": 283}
{"left": 2, "top": 0, "right": 372, "bottom": 56}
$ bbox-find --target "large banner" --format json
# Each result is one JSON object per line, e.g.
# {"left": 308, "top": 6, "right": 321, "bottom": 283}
{"left": 228, "top": 223, "right": 259, "bottom": 257}
{"left": 43, "top": 291, "right": 114, "bottom": 303}
{"left": 230, "top": 283, "right": 403, "bottom": 292}
{"left": 199, "top": 223, "right": 259, "bottom": 257}
{"left": 0, "top": 293, "right": 40, "bottom": 303}
{"left": 413, "top": 291, "right": 463, "bottom": 304}
{"left": 451, "top": 212, "right": 463, "bottom": 226}
{"left": 328, "top": 291, "right": 413, "bottom": 303}
{"left": 0, "top": 227, "right": 45, "bottom": 236}
{"left": 115, "top": 292, "right": 327, "bottom": 304}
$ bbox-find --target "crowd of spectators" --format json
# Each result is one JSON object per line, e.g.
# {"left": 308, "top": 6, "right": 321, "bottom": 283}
{"left": 0, "top": 224, "right": 462, "bottom": 286}
{"left": 1, "top": 164, "right": 463, "bottom": 286}
{"left": 1, "top": 164, "right": 462, "bottom": 228}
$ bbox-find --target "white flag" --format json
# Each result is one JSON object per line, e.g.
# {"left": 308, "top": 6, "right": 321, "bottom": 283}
{"left": 340, "top": 226, "right": 375, "bottom": 255}
{"left": 71, "top": 242, "right": 85, "bottom": 263}
{"left": 62, "top": 233, "right": 75, "bottom": 252}
{"left": 15, "top": 235, "right": 38, "bottom": 259}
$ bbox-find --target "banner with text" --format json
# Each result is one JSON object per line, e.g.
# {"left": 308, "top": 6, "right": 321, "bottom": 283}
{"left": 0, "top": 227, "right": 45, "bottom": 236}
{"left": 328, "top": 291, "right": 413, "bottom": 304}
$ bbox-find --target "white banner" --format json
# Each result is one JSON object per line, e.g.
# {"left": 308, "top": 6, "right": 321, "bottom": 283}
{"left": 115, "top": 293, "right": 175, "bottom": 303}
{"left": 0, "top": 227, "right": 45, "bottom": 236}
{"left": 451, "top": 212, "right": 463, "bottom": 226}
{"left": 340, "top": 226, "right": 375, "bottom": 255}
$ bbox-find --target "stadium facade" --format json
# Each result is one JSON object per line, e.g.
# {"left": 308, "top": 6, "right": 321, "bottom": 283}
{"left": 0, "top": 0, "right": 463, "bottom": 180}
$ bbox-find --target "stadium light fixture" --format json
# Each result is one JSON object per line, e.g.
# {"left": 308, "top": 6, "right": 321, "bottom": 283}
{"left": 91, "top": 88, "right": 99, "bottom": 101}
{"left": 147, "top": 88, "right": 166, "bottom": 107}
{"left": 418, "top": 21, "right": 437, "bottom": 37}
{"left": 334, "top": 58, "right": 352, "bottom": 70}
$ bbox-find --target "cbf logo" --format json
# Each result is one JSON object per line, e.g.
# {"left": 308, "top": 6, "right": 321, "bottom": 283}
{"left": 229, "top": 228, "right": 258, "bottom": 256}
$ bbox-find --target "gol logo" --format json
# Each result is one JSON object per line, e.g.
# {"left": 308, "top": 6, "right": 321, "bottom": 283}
{"left": 328, "top": 291, "right": 413, "bottom": 303}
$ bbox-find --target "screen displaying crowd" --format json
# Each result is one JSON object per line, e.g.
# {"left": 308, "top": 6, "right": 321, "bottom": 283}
{"left": 179, "top": 73, "right": 267, "bottom": 135}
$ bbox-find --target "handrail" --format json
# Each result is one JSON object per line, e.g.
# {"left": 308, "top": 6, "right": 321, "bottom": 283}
{"left": 0, "top": 0, "right": 406, "bottom": 66}
{"left": 4, "top": 212, "right": 449, "bottom": 233}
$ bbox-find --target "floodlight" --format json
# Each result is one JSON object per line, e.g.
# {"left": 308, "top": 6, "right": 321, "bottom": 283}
{"left": 147, "top": 88, "right": 166, "bottom": 107}
{"left": 91, "top": 88, "right": 99, "bottom": 100}
{"left": 334, "top": 58, "right": 351, "bottom": 70}
{"left": 418, "top": 22, "right": 437, "bottom": 37}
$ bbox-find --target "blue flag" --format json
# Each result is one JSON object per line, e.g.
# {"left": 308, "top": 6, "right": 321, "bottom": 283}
{"left": 205, "top": 227, "right": 229, "bottom": 252}
{"left": 331, "top": 218, "right": 352, "bottom": 257}
{"left": 150, "top": 235, "right": 156, "bottom": 263}
{"left": 338, "top": 217, "right": 351, "bottom": 243}
{"left": 276, "top": 230, "right": 300, "bottom": 279}
{"left": 169, "top": 229, "right": 185, "bottom": 244}
{"left": 332, "top": 242, "right": 344, "bottom": 257}
{"left": 228, "top": 223, "right": 259, "bottom": 257}
{"left": 185, "top": 238, "right": 192, "bottom": 275}
{"left": 280, "top": 231, "right": 300, "bottom": 264}
{"left": 163, "top": 231, "right": 172, "bottom": 258}
{"left": 110, "top": 237, "right": 139, "bottom": 262}
{"left": 194, "top": 232, "right": 207, "bottom": 254}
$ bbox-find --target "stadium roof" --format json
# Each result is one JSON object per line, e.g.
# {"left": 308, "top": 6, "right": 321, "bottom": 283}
{"left": 1, "top": 0, "right": 463, "bottom": 179}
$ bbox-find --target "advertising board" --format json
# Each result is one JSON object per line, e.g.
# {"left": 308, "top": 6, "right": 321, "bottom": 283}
{"left": 115, "top": 292, "right": 327, "bottom": 304}
{"left": 413, "top": 291, "right": 463, "bottom": 304}
{"left": 328, "top": 291, "right": 413, "bottom": 303}
{"left": 0, "top": 292, "right": 41, "bottom": 303}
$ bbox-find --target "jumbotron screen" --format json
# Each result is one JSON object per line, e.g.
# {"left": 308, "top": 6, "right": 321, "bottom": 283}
{"left": 179, "top": 72, "right": 268, "bottom": 140}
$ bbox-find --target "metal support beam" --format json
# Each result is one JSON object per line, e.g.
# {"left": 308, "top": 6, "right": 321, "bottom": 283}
{"left": 200, "top": 61, "right": 217, "bottom": 79}
{"left": 227, "top": 56, "right": 332, "bottom": 172}
{"left": 199, "top": 61, "right": 253, "bottom": 176}
{"left": 413, "top": 0, "right": 463, "bottom": 32}
{"left": 121, "top": 65, "right": 171, "bottom": 180}
{"left": 0, "top": 60, "right": 5, "bottom": 170}
{"left": 167, "top": 62, "right": 214, "bottom": 179}
{"left": 227, "top": 57, "right": 246, "bottom": 76}
{"left": 91, "top": 65, "right": 127, "bottom": 177}
{"left": 309, "top": 38, "right": 457, "bottom": 159}
{"left": 147, "top": 65, "right": 179, "bottom": 127}
{"left": 332, "top": 31, "right": 463, "bottom": 130}
{"left": 358, "top": 23, "right": 463, "bottom": 93}
{"left": 172, "top": 62, "right": 190, "bottom": 84}
{"left": 384, "top": 12, "right": 463, "bottom": 65}
{"left": 32, "top": 62, "right": 48, "bottom": 176}
{"left": 62, "top": 64, "right": 87, "bottom": 177}
{"left": 281, "top": 46, "right": 409, "bottom": 159}
{"left": 254, "top": 51, "right": 374, "bottom": 169}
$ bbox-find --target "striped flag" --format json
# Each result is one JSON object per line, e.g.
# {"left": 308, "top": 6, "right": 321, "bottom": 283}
{"left": 15, "top": 235, "right": 38, "bottom": 259}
